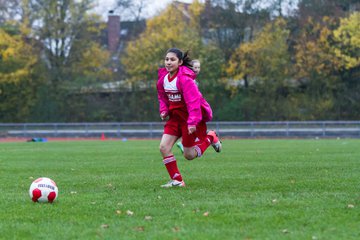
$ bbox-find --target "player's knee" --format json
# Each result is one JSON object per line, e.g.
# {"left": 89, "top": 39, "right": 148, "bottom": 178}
{"left": 183, "top": 152, "right": 195, "bottom": 160}
{"left": 159, "top": 143, "right": 170, "bottom": 155}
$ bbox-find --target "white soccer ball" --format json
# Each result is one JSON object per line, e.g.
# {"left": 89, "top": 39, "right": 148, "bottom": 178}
{"left": 29, "top": 177, "right": 58, "bottom": 203}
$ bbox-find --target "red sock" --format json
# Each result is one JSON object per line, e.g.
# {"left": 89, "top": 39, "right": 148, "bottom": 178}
{"left": 194, "top": 137, "right": 211, "bottom": 157}
{"left": 163, "top": 155, "right": 182, "bottom": 181}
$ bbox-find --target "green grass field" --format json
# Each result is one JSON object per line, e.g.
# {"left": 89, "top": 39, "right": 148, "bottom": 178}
{"left": 0, "top": 139, "right": 359, "bottom": 240}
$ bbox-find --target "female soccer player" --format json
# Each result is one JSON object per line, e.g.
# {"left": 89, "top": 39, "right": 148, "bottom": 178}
{"left": 157, "top": 48, "right": 222, "bottom": 188}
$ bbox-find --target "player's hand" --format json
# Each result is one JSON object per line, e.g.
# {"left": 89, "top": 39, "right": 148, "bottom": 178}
{"left": 160, "top": 111, "right": 168, "bottom": 121}
{"left": 188, "top": 125, "right": 196, "bottom": 134}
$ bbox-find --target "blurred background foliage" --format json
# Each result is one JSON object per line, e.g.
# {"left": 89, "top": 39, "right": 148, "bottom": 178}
{"left": 0, "top": 0, "right": 359, "bottom": 122}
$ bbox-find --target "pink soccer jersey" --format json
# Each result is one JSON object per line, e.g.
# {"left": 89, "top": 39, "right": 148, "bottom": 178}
{"left": 157, "top": 66, "right": 213, "bottom": 126}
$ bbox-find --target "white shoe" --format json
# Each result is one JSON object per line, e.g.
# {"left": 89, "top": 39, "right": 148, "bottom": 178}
{"left": 161, "top": 179, "right": 186, "bottom": 188}
{"left": 207, "top": 130, "right": 222, "bottom": 152}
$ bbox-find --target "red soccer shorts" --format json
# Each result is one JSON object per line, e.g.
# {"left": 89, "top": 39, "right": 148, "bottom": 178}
{"left": 164, "top": 110, "right": 208, "bottom": 148}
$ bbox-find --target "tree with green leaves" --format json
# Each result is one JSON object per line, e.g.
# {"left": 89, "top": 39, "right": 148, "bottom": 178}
{"left": 226, "top": 18, "right": 296, "bottom": 120}
{"left": 20, "top": 0, "right": 112, "bottom": 121}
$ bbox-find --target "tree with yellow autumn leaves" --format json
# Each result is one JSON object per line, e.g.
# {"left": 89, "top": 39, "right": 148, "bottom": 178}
{"left": 1, "top": 0, "right": 113, "bottom": 121}
{"left": 225, "top": 11, "right": 359, "bottom": 120}
{"left": 0, "top": 24, "right": 39, "bottom": 121}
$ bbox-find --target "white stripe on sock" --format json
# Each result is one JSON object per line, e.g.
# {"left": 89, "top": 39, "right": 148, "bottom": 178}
{"left": 194, "top": 146, "right": 202, "bottom": 158}
{"left": 163, "top": 156, "right": 176, "bottom": 164}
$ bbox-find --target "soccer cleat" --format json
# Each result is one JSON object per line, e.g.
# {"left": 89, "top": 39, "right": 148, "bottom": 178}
{"left": 161, "top": 179, "right": 186, "bottom": 188}
{"left": 176, "top": 141, "right": 184, "bottom": 153}
{"left": 207, "top": 130, "right": 222, "bottom": 152}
